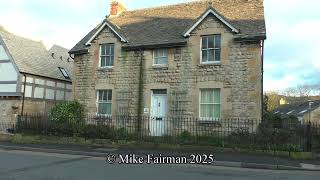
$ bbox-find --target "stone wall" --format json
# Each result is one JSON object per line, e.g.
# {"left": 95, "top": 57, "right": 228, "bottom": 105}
{"left": 21, "top": 100, "right": 58, "bottom": 114}
{"left": 0, "top": 97, "right": 64, "bottom": 130}
{"left": 73, "top": 15, "right": 262, "bottom": 125}
{"left": 0, "top": 99, "right": 19, "bottom": 124}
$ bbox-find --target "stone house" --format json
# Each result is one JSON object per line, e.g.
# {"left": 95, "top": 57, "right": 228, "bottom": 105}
{"left": 69, "top": 0, "right": 266, "bottom": 135}
{"left": 273, "top": 100, "right": 320, "bottom": 124}
{"left": 0, "top": 26, "right": 73, "bottom": 127}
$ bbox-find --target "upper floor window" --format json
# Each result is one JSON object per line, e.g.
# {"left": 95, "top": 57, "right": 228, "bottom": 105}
{"left": 0, "top": 45, "right": 9, "bottom": 61}
{"left": 35, "top": 79, "right": 45, "bottom": 85}
{"left": 25, "top": 77, "right": 34, "bottom": 83}
{"left": 97, "top": 90, "right": 112, "bottom": 116}
{"left": 0, "top": 62, "right": 17, "bottom": 81}
{"left": 199, "top": 88, "right": 221, "bottom": 120}
{"left": 100, "top": 44, "right": 114, "bottom": 67}
{"left": 153, "top": 49, "right": 168, "bottom": 66}
{"left": 201, "top": 35, "right": 221, "bottom": 63}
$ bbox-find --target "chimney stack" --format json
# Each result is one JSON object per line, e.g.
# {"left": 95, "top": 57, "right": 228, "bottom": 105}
{"left": 110, "top": 0, "right": 126, "bottom": 16}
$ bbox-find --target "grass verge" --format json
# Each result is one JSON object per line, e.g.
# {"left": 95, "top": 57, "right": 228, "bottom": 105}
{"left": 1, "top": 134, "right": 316, "bottom": 160}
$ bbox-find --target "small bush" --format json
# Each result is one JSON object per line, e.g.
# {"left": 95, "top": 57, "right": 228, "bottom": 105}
{"left": 179, "top": 131, "right": 192, "bottom": 144}
{"left": 115, "top": 127, "right": 129, "bottom": 140}
{"left": 197, "top": 136, "right": 222, "bottom": 146}
{"left": 227, "top": 128, "right": 253, "bottom": 148}
{"left": 49, "top": 101, "right": 85, "bottom": 124}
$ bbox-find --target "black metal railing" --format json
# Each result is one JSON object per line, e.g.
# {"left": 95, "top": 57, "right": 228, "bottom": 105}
{"left": 13, "top": 113, "right": 320, "bottom": 152}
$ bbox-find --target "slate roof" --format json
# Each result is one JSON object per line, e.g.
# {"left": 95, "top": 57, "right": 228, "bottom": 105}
{"left": 0, "top": 28, "right": 73, "bottom": 82}
{"left": 273, "top": 100, "right": 320, "bottom": 117}
{"left": 70, "top": 0, "right": 266, "bottom": 54}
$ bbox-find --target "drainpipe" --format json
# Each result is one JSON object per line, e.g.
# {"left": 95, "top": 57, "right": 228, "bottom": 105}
{"left": 260, "top": 40, "right": 265, "bottom": 122}
{"left": 21, "top": 73, "right": 26, "bottom": 115}
{"left": 136, "top": 48, "right": 144, "bottom": 133}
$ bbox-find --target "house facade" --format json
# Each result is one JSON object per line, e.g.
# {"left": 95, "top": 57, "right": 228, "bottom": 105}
{"left": 69, "top": 0, "right": 266, "bottom": 134}
{"left": 0, "top": 26, "right": 73, "bottom": 126}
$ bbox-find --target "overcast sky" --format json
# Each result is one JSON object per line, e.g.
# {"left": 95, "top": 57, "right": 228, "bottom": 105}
{"left": 0, "top": 0, "right": 319, "bottom": 92}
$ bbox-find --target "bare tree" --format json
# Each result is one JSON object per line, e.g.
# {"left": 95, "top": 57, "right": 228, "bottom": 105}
{"left": 282, "top": 83, "right": 320, "bottom": 98}
{"left": 282, "top": 87, "right": 297, "bottom": 97}
{"left": 296, "top": 84, "right": 312, "bottom": 97}
{"left": 265, "top": 91, "right": 281, "bottom": 111}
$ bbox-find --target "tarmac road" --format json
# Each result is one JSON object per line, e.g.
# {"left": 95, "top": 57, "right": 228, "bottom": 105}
{"left": 0, "top": 149, "right": 319, "bottom": 180}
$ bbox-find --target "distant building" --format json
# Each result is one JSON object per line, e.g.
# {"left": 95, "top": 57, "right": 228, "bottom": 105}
{"left": 0, "top": 27, "right": 73, "bottom": 125}
{"left": 273, "top": 100, "right": 320, "bottom": 124}
{"left": 278, "top": 95, "right": 320, "bottom": 105}
{"left": 279, "top": 97, "right": 288, "bottom": 105}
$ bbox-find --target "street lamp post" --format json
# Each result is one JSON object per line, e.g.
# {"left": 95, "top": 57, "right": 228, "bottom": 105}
{"left": 308, "top": 100, "right": 314, "bottom": 123}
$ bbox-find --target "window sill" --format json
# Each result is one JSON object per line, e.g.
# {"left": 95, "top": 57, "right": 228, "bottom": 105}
{"left": 97, "top": 67, "right": 114, "bottom": 72}
{"left": 197, "top": 119, "right": 221, "bottom": 126}
{"left": 152, "top": 65, "right": 168, "bottom": 70}
{"left": 198, "top": 62, "right": 221, "bottom": 67}
{"left": 94, "top": 115, "right": 113, "bottom": 121}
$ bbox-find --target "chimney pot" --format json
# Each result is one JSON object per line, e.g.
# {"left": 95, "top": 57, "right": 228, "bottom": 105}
{"left": 110, "top": 0, "right": 126, "bottom": 16}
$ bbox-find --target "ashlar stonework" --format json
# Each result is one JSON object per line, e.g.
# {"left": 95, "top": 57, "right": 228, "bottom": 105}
{"left": 73, "top": 14, "right": 262, "bottom": 123}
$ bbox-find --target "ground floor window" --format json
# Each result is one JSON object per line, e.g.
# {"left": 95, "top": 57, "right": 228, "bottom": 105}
{"left": 97, "top": 90, "right": 112, "bottom": 115}
{"left": 200, "top": 88, "right": 221, "bottom": 120}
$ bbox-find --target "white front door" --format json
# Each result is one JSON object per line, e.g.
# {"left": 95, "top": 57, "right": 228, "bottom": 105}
{"left": 150, "top": 93, "right": 167, "bottom": 136}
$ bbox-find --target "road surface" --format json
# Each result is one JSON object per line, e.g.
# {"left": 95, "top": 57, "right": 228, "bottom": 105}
{"left": 0, "top": 149, "right": 319, "bottom": 180}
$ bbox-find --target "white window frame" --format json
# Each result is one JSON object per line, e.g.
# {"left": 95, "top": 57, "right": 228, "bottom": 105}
{"left": 21, "top": 85, "right": 33, "bottom": 97}
{"left": 100, "top": 43, "right": 115, "bottom": 68}
{"left": 153, "top": 49, "right": 168, "bottom": 66}
{"left": 56, "top": 90, "right": 65, "bottom": 101}
{"left": 33, "top": 86, "right": 45, "bottom": 99}
{"left": 45, "top": 88, "right": 55, "bottom": 100}
{"left": 199, "top": 88, "right": 221, "bottom": 121}
{"left": 96, "top": 90, "right": 112, "bottom": 116}
{"left": 200, "top": 35, "right": 221, "bottom": 64}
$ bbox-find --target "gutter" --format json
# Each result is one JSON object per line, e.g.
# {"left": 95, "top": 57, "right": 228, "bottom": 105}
{"left": 233, "top": 35, "right": 267, "bottom": 42}
{"left": 71, "top": 41, "right": 187, "bottom": 55}
{"left": 260, "top": 40, "right": 265, "bottom": 121}
{"left": 123, "top": 41, "right": 187, "bottom": 51}
{"left": 136, "top": 48, "right": 144, "bottom": 133}
{"left": 21, "top": 72, "right": 72, "bottom": 83}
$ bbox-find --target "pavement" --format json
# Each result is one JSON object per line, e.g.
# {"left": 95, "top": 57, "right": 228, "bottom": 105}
{"left": 0, "top": 142, "right": 319, "bottom": 171}
{"left": 0, "top": 149, "right": 320, "bottom": 180}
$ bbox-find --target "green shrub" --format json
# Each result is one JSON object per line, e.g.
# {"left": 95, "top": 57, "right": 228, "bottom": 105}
{"left": 227, "top": 128, "right": 253, "bottom": 148}
{"left": 312, "top": 134, "right": 320, "bottom": 152}
{"left": 197, "top": 136, "right": 222, "bottom": 146}
{"left": 179, "top": 131, "right": 192, "bottom": 144}
{"left": 115, "top": 127, "right": 129, "bottom": 140}
{"left": 263, "top": 111, "right": 300, "bottom": 129}
{"left": 49, "top": 101, "right": 85, "bottom": 124}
